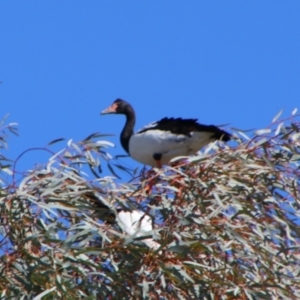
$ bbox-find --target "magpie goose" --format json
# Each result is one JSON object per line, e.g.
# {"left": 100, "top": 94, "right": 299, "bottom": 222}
{"left": 101, "top": 99, "right": 231, "bottom": 167}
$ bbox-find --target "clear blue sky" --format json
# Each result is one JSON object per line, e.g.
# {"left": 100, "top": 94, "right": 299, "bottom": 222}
{"left": 1, "top": 2, "right": 299, "bottom": 175}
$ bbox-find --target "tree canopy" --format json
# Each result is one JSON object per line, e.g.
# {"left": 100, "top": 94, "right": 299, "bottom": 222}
{"left": 0, "top": 110, "right": 300, "bottom": 299}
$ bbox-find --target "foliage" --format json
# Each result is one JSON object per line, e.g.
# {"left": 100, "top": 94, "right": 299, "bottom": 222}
{"left": 0, "top": 111, "right": 300, "bottom": 299}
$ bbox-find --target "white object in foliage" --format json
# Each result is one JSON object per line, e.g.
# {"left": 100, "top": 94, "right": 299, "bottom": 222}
{"left": 117, "top": 210, "right": 160, "bottom": 250}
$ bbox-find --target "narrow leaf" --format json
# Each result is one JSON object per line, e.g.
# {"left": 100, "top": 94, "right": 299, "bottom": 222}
{"left": 33, "top": 287, "right": 56, "bottom": 300}
{"left": 255, "top": 128, "right": 271, "bottom": 136}
{"left": 107, "top": 163, "right": 121, "bottom": 179}
{"left": 272, "top": 109, "right": 283, "bottom": 123}
{"left": 48, "top": 138, "right": 65, "bottom": 145}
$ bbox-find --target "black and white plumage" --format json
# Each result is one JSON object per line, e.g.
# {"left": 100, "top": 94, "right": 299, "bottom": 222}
{"left": 101, "top": 99, "right": 231, "bottom": 167}
{"left": 88, "top": 193, "right": 159, "bottom": 250}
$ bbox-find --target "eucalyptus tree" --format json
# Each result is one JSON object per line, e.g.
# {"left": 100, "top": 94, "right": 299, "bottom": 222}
{"left": 0, "top": 110, "right": 299, "bottom": 299}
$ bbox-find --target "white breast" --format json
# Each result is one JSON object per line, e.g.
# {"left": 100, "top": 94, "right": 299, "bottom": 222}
{"left": 128, "top": 129, "right": 215, "bottom": 166}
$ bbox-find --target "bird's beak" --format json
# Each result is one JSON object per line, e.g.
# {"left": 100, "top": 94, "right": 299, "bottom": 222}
{"left": 101, "top": 103, "right": 117, "bottom": 115}
{"left": 101, "top": 107, "right": 112, "bottom": 115}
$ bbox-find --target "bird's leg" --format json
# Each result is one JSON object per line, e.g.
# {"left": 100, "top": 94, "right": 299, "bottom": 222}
{"left": 153, "top": 153, "right": 162, "bottom": 168}
{"left": 142, "top": 153, "right": 163, "bottom": 193}
{"left": 155, "top": 160, "right": 162, "bottom": 168}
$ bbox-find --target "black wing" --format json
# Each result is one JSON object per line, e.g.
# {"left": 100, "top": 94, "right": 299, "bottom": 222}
{"left": 138, "top": 118, "right": 231, "bottom": 141}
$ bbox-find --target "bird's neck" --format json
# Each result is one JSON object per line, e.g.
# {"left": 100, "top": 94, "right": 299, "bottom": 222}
{"left": 120, "top": 109, "right": 135, "bottom": 153}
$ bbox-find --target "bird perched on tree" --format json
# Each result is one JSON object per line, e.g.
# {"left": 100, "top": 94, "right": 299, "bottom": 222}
{"left": 101, "top": 99, "right": 231, "bottom": 167}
